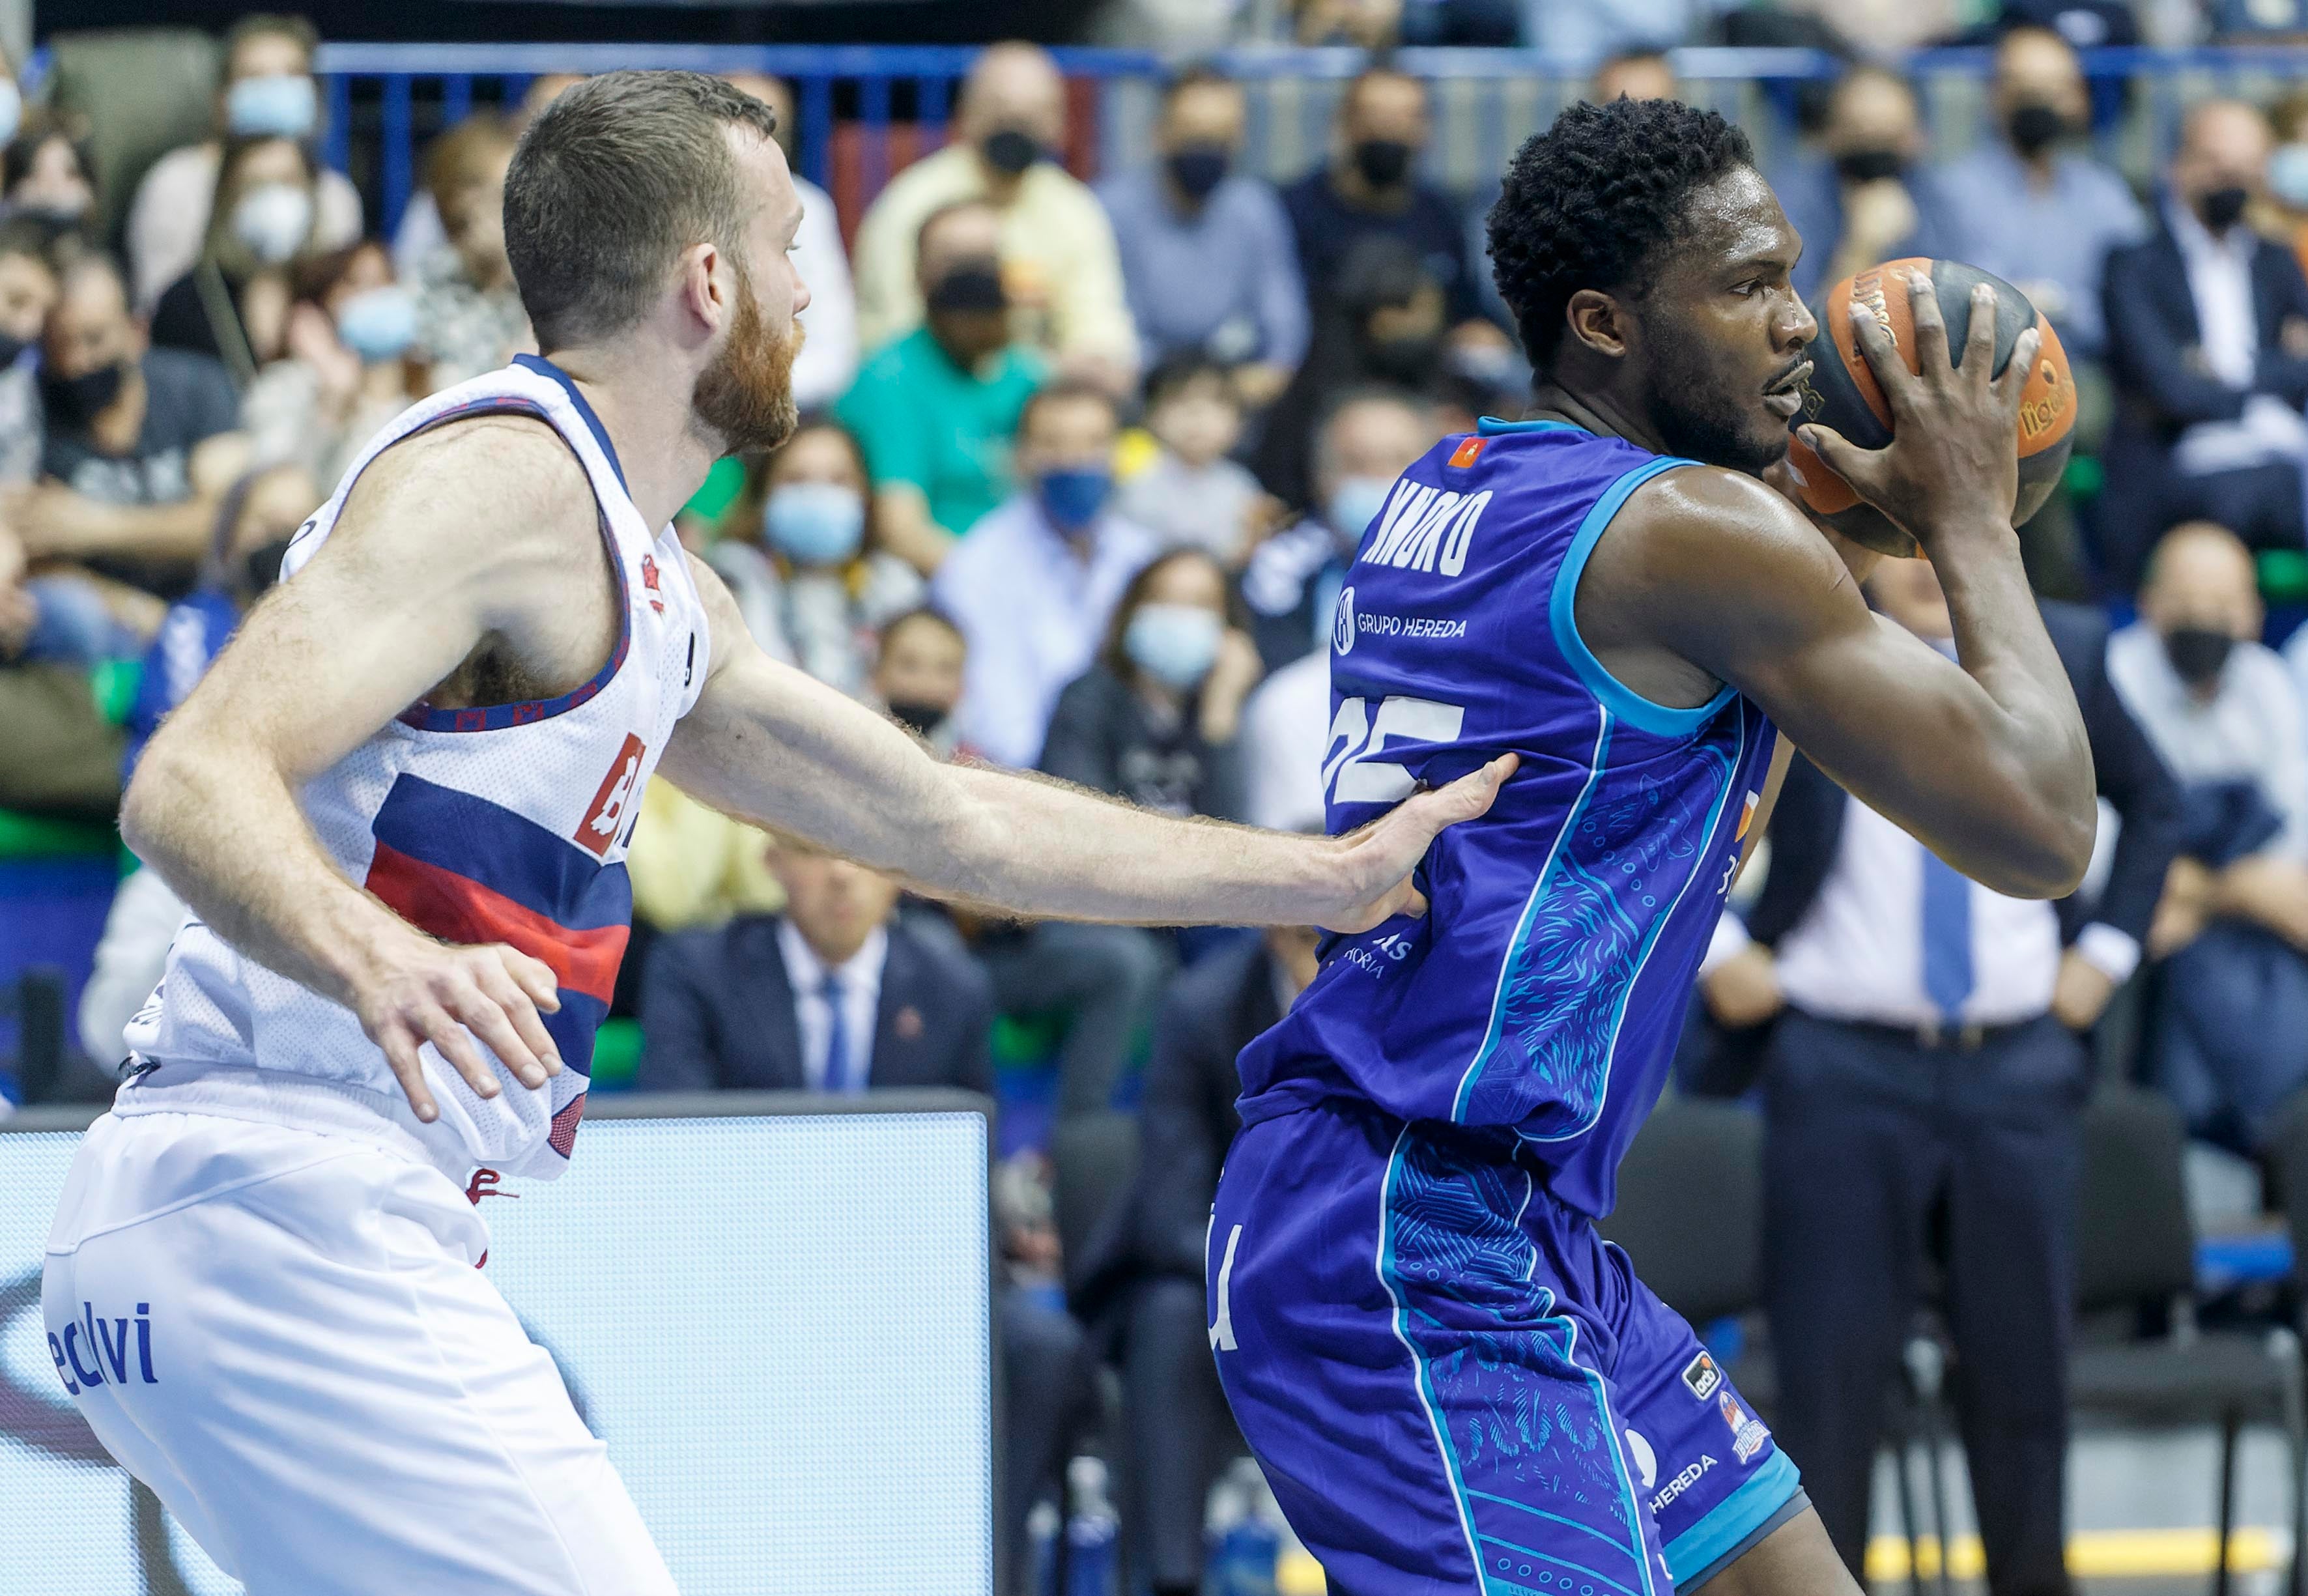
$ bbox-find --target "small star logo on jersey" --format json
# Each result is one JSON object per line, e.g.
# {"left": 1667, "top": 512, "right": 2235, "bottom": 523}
{"left": 1333, "top": 586, "right": 1357, "bottom": 655}
{"left": 639, "top": 553, "right": 665, "bottom": 615}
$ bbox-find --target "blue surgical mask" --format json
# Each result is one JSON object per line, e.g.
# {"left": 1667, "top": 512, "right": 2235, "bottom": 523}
{"left": 231, "top": 182, "right": 312, "bottom": 264}
{"left": 2275, "top": 143, "right": 2308, "bottom": 210}
{"left": 334, "top": 284, "right": 417, "bottom": 363}
{"left": 1037, "top": 466, "right": 1111, "bottom": 533}
{"left": 227, "top": 74, "right": 319, "bottom": 139}
{"left": 1324, "top": 475, "right": 1395, "bottom": 550}
{"left": 764, "top": 481, "right": 866, "bottom": 566}
{"left": 1124, "top": 602, "right": 1223, "bottom": 690}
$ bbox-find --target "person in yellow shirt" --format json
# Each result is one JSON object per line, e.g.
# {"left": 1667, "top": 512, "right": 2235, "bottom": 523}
{"left": 850, "top": 42, "right": 1137, "bottom": 388}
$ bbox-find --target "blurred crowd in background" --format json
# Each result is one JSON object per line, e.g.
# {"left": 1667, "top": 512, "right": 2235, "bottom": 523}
{"left": 18, "top": 8, "right": 2308, "bottom": 1595}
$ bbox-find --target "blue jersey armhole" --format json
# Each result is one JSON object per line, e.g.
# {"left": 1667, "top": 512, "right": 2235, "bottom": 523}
{"left": 1547, "top": 455, "right": 1736, "bottom": 737}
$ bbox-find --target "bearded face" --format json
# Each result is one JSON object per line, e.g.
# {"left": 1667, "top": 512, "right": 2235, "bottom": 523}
{"left": 692, "top": 254, "right": 801, "bottom": 457}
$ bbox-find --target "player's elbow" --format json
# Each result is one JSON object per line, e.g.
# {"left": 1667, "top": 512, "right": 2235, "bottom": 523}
{"left": 1985, "top": 804, "right": 2097, "bottom": 901}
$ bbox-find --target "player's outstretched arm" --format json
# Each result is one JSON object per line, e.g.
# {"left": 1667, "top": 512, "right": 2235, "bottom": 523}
{"left": 660, "top": 555, "right": 1514, "bottom": 931}
{"left": 120, "top": 419, "right": 591, "bottom": 1122}
{"left": 1609, "top": 278, "right": 2094, "bottom": 898}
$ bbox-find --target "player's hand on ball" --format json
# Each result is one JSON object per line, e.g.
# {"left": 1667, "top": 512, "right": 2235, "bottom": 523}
{"left": 1324, "top": 754, "right": 1519, "bottom": 932}
{"left": 1799, "top": 270, "right": 2039, "bottom": 550}
{"left": 355, "top": 937, "right": 564, "bottom": 1123}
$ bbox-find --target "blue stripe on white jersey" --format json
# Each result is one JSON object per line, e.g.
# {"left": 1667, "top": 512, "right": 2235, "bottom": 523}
{"left": 1234, "top": 418, "right": 1780, "bottom": 1218}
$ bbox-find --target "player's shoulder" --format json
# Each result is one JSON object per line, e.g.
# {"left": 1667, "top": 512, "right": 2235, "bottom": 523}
{"left": 326, "top": 412, "right": 597, "bottom": 582}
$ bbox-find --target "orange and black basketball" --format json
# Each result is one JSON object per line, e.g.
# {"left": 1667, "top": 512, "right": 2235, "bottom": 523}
{"left": 1783, "top": 257, "right": 2076, "bottom": 558}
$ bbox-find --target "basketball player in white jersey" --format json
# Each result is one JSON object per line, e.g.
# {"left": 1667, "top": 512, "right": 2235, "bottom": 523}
{"left": 40, "top": 72, "right": 1511, "bottom": 1595}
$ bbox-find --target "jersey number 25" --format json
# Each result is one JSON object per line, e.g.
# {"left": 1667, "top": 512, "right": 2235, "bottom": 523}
{"left": 1321, "top": 695, "right": 1466, "bottom": 805}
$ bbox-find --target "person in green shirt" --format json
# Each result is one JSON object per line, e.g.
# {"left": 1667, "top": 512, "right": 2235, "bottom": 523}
{"left": 835, "top": 198, "right": 1044, "bottom": 574}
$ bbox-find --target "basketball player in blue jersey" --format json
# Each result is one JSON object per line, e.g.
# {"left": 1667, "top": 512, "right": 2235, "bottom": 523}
{"left": 1208, "top": 98, "right": 2097, "bottom": 1596}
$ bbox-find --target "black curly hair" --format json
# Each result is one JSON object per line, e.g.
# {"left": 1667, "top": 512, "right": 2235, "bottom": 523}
{"left": 1487, "top": 98, "right": 1757, "bottom": 370}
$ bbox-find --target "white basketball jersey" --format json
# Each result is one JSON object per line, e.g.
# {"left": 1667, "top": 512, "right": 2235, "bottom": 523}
{"left": 119, "top": 356, "right": 709, "bottom": 1181}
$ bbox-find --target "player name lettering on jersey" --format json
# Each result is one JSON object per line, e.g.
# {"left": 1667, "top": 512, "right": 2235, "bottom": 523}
{"left": 1363, "top": 479, "right": 1492, "bottom": 577}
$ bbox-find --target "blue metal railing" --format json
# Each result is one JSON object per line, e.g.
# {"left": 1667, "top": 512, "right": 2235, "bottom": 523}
{"left": 191, "top": 42, "right": 2308, "bottom": 236}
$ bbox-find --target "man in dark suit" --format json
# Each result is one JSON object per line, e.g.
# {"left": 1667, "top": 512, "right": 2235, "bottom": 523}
{"left": 2101, "top": 98, "right": 2308, "bottom": 587}
{"left": 1070, "top": 924, "right": 1320, "bottom": 1596}
{"left": 1696, "top": 565, "right": 2182, "bottom": 1596}
{"left": 636, "top": 835, "right": 994, "bottom": 1098}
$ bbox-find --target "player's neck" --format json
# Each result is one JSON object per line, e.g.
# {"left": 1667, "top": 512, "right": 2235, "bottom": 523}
{"left": 537, "top": 344, "right": 717, "bottom": 532}
{"left": 1527, "top": 380, "right": 1669, "bottom": 457}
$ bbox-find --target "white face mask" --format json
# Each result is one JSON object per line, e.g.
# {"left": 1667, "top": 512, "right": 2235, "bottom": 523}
{"left": 229, "top": 182, "right": 313, "bottom": 264}
{"left": 0, "top": 83, "right": 21, "bottom": 152}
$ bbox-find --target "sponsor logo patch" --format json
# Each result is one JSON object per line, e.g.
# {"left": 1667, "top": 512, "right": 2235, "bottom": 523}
{"left": 1649, "top": 1454, "right": 1718, "bottom": 1517}
{"left": 1719, "top": 1389, "right": 1771, "bottom": 1464}
{"left": 1682, "top": 1349, "right": 1724, "bottom": 1401}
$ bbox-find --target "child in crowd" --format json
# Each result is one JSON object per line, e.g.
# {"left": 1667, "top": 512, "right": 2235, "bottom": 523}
{"left": 1115, "top": 354, "right": 1268, "bottom": 567}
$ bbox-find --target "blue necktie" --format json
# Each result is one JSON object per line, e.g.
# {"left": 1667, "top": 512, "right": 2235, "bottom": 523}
{"left": 1920, "top": 848, "right": 1975, "bottom": 1025}
{"left": 819, "top": 971, "right": 854, "bottom": 1094}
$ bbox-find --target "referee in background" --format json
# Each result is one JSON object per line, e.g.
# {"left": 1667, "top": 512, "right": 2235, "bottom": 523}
{"left": 1696, "top": 558, "right": 2183, "bottom": 1596}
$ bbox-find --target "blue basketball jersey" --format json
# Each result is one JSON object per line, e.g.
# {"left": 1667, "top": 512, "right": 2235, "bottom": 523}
{"left": 1235, "top": 418, "right": 1780, "bottom": 1216}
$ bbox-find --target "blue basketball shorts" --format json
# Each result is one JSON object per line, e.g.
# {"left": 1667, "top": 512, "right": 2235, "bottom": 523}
{"left": 1208, "top": 1100, "right": 1804, "bottom": 1596}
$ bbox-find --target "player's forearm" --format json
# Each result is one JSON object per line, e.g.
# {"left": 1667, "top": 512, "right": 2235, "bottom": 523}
{"left": 917, "top": 763, "right": 1345, "bottom": 926}
{"left": 121, "top": 732, "right": 416, "bottom": 1009}
{"left": 1924, "top": 533, "right": 2096, "bottom": 892}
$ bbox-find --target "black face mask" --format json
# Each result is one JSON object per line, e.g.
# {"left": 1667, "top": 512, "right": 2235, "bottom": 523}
{"left": 1835, "top": 147, "right": 1906, "bottom": 185}
{"left": 2163, "top": 625, "right": 2235, "bottom": 687}
{"left": 981, "top": 127, "right": 1043, "bottom": 177}
{"left": 1165, "top": 144, "right": 1230, "bottom": 202}
{"left": 926, "top": 261, "right": 1007, "bottom": 316}
{"left": 1352, "top": 138, "right": 1414, "bottom": 190}
{"left": 242, "top": 538, "right": 293, "bottom": 597}
{"left": 39, "top": 359, "right": 124, "bottom": 427}
{"left": 886, "top": 698, "right": 950, "bottom": 737}
{"left": 2197, "top": 186, "right": 2251, "bottom": 233}
{"left": 2006, "top": 102, "right": 2069, "bottom": 158}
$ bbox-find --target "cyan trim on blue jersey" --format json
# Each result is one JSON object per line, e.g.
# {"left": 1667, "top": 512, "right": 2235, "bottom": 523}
{"left": 1376, "top": 1137, "right": 1659, "bottom": 1596}
{"left": 1547, "top": 455, "right": 1734, "bottom": 738}
{"left": 1451, "top": 707, "right": 1614, "bottom": 1123}
{"left": 1375, "top": 1126, "right": 1489, "bottom": 1585}
{"left": 1477, "top": 415, "right": 1588, "bottom": 436}
{"left": 1514, "top": 711, "right": 1746, "bottom": 1148}
{"left": 1661, "top": 1449, "right": 1803, "bottom": 1586}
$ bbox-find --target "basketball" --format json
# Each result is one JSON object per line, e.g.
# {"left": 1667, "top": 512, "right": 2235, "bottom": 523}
{"left": 1783, "top": 257, "right": 2077, "bottom": 559}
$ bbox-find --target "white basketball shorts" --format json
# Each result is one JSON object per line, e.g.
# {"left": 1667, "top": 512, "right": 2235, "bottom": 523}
{"left": 41, "top": 1107, "right": 679, "bottom": 1596}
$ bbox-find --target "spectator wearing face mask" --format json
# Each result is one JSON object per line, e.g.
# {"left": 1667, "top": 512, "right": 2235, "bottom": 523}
{"left": 149, "top": 135, "right": 327, "bottom": 384}
{"left": 872, "top": 605, "right": 972, "bottom": 760}
{"left": 2, "top": 115, "right": 98, "bottom": 243}
{"left": 2100, "top": 99, "right": 2308, "bottom": 589}
{"left": 240, "top": 240, "right": 424, "bottom": 487}
{"left": 1935, "top": 26, "right": 2143, "bottom": 365}
{"left": 1282, "top": 67, "right": 1478, "bottom": 333}
{"left": 73, "top": 463, "right": 320, "bottom": 1066}
{"left": 1771, "top": 66, "right": 1957, "bottom": 304}
{"left": 702, "top": 419, "right": 926, "bottom": 700}
{"left": 14, "top": 253, "right": 248, "bottom": 597}
{"left": 1041, "top": 547, "right": 1261, "bottom": 823}
{"left": 1244, "top": 387, "right": 1438, "bottom": 673}
{"left": 1096, "top": 64, "right": 1306, "bottom": 411}
{"left": 835, "top": 200, "right": 1046, "bottom": 575}
{"left": 851, "top": 42, "right": 1137, "bottom": 383}
{"left": 413, "top": 115, "right": 532, "bottom": 392}
{"left": 1251, "top": 234, "right": 1449, "bottom": 524}
{"left": 125, "top": 14, "right": 363, "bottom": 316}
{"left": 2109, "top": 522, "right": 2308, "bottom": 1149}
{"left": 1115, "top": 355, "right": 1268, "bottom": 567}
{"left": 933, "top": 380, "right": 1157, "bottom": 770}
{"left": 2265, "top": 93, "right": 2308, "bottom": 287}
